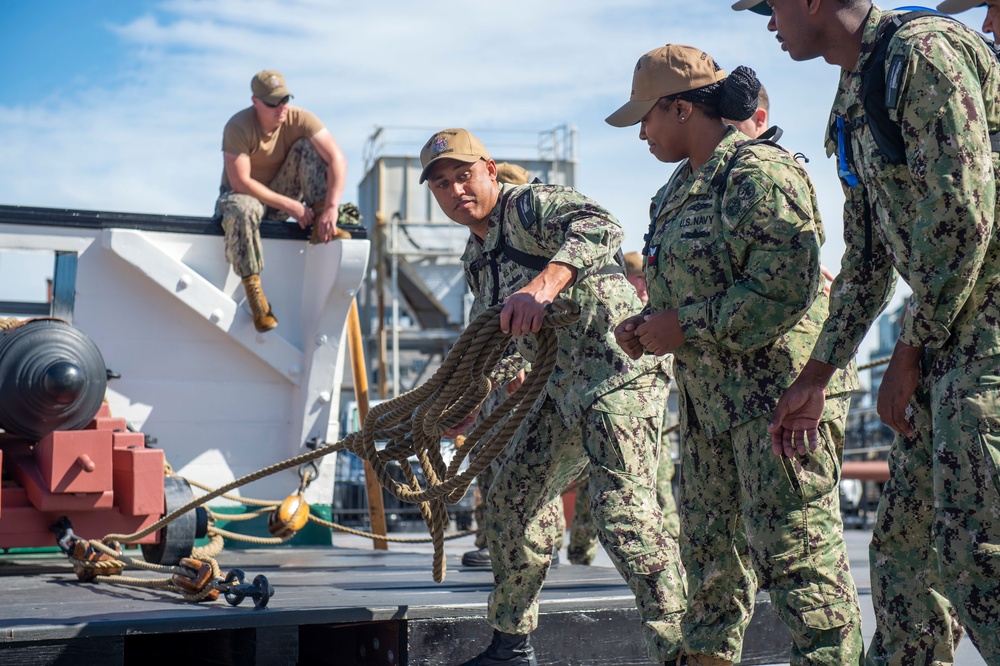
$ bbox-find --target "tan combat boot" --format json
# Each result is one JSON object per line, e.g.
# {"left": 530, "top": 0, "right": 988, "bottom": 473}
{"left": 309, "top": 202, "right": 352, "bottom": 244}
{"left": 676, "top": 654, "right": 734, "bottom": 666}
{"left": 241, "top": 275, "right": 278, "bottom": 332}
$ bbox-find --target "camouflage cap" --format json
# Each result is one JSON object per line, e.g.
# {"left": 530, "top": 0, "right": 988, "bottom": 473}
{"left": 495, "top": 162, "right": 531, "bottom": 185}
{"left": 623, "top": 251, "right": 643, "bottom": 277}
{"left": 251, "top": 70, "right": 293, "bottom": 105}
{"left": 936, "top": 0, "right": 986, "bottom": 12}
{"left": 732, "top": 0, "right": 772, "bottom": 15}
{"left": 606, "top": 44, "right": 727, "bottom": 127}
{"left": 419, "top": 128, "right": 491, "bottom": 183}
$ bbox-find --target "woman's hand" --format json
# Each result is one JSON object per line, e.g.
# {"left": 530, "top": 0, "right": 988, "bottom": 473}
{"left": 636, "top": 310, "right": 685, "bottom": 356}
{"left": 615, "top": 314, "right": 647, "bottom": 359}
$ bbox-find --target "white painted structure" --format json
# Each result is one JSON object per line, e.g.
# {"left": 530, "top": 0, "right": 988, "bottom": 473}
{"left": 0, "top": 206, "right": 369, "bottom": 507}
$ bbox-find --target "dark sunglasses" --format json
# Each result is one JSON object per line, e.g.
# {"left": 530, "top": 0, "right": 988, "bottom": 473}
{"left": 263, "top": 96, "right": 291, "bottom": 108}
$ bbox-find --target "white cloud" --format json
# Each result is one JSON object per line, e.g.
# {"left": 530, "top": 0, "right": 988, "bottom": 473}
{"left": 0, "top": 0, "right": 965, "bottom": 364}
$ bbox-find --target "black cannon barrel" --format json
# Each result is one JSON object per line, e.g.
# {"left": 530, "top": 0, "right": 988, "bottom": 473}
{"left": 0, "top": 319, "right": 108, "bottom": 440}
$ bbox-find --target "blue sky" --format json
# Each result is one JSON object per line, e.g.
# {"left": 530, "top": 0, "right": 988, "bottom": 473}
{"left": 0, "top": 0, "right": 990, "bottom": 362}
{"left": 4, "top": 2, "right": 146, "bottom": 99}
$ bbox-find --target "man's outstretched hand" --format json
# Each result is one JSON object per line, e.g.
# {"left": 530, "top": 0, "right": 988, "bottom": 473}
{"left": 769, "top": 380, "right": 825, "bottom": 457}
{"left": 768, "top": 359, "right": 836, "bottom": 457}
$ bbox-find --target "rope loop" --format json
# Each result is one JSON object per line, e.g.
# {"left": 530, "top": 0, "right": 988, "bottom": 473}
{"left": 98, "top": 298, "right": 579, "bottom": 585}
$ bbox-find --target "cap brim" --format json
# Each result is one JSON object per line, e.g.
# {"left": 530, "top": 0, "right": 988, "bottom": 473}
{"left": 605, "top": 98, "right": 658, "bottom": 128}
{"left": 732, "top": 0, "right": 772, "bottom": 15}
{"left": 419, "top": 154, "right": 481, "bottom": 184}
{"left": 936, "top": 0, "right": 985, "bottom": 13}
{"left": 262, "top": 92, "right": 293, "bottom": 104}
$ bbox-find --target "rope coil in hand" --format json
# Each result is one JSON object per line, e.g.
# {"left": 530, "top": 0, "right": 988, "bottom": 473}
{"left": 99, "top": 298, "right": 580, "bottom": 584}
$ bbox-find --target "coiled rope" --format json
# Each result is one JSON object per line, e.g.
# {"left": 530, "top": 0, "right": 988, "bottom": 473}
{"left": 92, "top": 298, "right": 580, "bottom": 585}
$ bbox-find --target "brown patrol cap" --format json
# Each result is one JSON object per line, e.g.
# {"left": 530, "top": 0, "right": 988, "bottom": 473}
{"left": 251, "top": 70, "right": 293, "bottom": 105}
{"left": 623, "top": 251, "right": 643, "bottom": 277}
{"left": 606, "top": 44, "right": 728, "bottom": 127}
{"left": 731, "top": 0, "right": 772, "bottom": 15}
{"left": 936, "top": 0, "right": 986, "bottom": 12}
{"left": 419, "top": 128, "right": 491, "bottom": 183}
{"left": 495, "top": 162, "right": 531, "bottom": 185}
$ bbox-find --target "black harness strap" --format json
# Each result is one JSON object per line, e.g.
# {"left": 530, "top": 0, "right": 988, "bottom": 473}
{"left": 711, "top": 126, "right": 784, "bottom": 196}
{"left": 861, "top": 10, "right": 937, "bottom": 165}
{"left": 861, "top": 9, "right": 1000, "bottom": 165}
{"left": 473, "top": 187, "right": 625, "bottom": 306}
{"left": 838, "top": 9, "right": 1000, "bottom": 266}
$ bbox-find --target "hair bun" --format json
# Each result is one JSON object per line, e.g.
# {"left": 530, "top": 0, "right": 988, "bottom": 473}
{"left": 719, "top": 65, "right": 761, "bottom": 122}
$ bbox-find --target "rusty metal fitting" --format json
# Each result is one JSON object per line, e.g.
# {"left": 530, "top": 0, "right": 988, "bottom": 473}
{"left": 267, "top": 492, "right": 310, "bottom": 538}
{"left": 172, "top": 557, "right": 219, "bottom": 600}
{"left": 70, "top": 541, "right": 123, "bottom": 581}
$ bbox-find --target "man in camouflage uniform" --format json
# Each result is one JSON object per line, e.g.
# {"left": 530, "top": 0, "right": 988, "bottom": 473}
{"left": 937, "top": 5, "right": 1000, "bottom": 662}
{"left": 421, "top": 128, "right": 685, "bottom": 666}
{"left": 568, "top": 250, "right": 680, "bottom": 567}
{"left": 607, "top": 44, "right": 862, "bottom": 665}
{"left": 462, "top": 161, "right": 565, "bottom": 570}
{"left": 738, "top": 1, "right": 1000, "bottom": 663}
{"left": 216, "top": 69, "right": 350, "bottom": 332}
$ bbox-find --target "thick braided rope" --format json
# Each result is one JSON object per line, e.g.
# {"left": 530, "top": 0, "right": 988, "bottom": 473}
{"left": 858, "top": 356, "right": 890, "bottom": 372}
{"left": 307, "top": 514, "right": 475, "bottom": 542}
{"left": 73, "top": 539, "right": 223, "bottom": 601}
{"left": 192, "top": 477, "right": 474, "bottom": 544}
{"left": 349, "top": 299, "right": 578, "bottom": 581}
{"left": 99, "top": 299, "right": 579, "bottom": 584}
{"left": 192, "top": 533, "right": 226, "bottom": 560}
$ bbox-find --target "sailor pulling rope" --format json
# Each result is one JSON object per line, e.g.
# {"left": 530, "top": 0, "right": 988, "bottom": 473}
{"left": 84, "top": 298, "right": 580, "bottom": 590}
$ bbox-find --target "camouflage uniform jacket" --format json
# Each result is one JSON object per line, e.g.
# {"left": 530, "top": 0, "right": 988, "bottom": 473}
{"left": 461, "top": 183, "right": 665, "bottom": 426}
{"left": 815, "top": 5, "right": 1000, "bottom": 379}
{"left": 645, "top": 129, "right": 857, "bottom": 438}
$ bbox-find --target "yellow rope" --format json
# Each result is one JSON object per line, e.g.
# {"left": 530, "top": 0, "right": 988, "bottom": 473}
{"left": 71, "top": 541, "right": 224, "bottom": 602}
{"left": 206, "top": 507, "right": 273, "bottom": 522}
{"left": 186, "top": 479, "right": 281, "bottom": 508}
{"left": 207, "top": 526, "right": 292, "bottom": 546}
{"left": 91, "top": 299, "right": 578, "bottom": 587}
{"left": 858, "top": 356, "right": 891, "bottom": 372}
{"left": 307, "top": 513, "right": 476, "bottom": 543}
{"left": 191, "top": 533, "right": 226, "bottom": 560}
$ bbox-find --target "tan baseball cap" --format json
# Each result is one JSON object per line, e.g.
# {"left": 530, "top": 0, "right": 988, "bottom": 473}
{"left": 732, "top": 0, "right": 772, "bottom": 15}
{"left": 937, "top": 0, "right": 985, "bottom": 13}
{"left": 251, "top": 70, "right": 293, "bottom": 105}
{"left": 419, "top": 128, "right": 491, "bottom": 183}
{"left": 623, "top": 251, "right": 643, "bottom": 277}
{"left": 606, "top": 44, "right": 728, "bottom": 127}
{"left": 495, "top": 162, "right": 531, "bottom": 185}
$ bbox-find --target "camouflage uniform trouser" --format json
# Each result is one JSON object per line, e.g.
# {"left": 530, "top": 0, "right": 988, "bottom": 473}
{"left": 568, "top": 410, "right": 679, "bottom": 565}
{"left": 474, "top": 461, "right": 566, "bottom": 551}
{"left": 486, "top": 395, "right": 685, "bottom": 663}
{"left": 215, "top": 138, "right": 327, "bottom": 278}
{"left": 679, "top": 395, "right": 863, "bottom": 665}
{"left": 867, "top": 354, "right": 1000, "bottom": 666}
{"left": 472, "top": 390, "right": 565, "bottom": 551}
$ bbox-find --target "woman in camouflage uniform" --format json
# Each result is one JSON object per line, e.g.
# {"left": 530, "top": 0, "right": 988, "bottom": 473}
{"left": 607, "top": 45, "right": 863, "bottom": 666}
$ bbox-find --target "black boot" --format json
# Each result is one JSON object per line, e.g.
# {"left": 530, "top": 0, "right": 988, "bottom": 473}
{"left": 458, "top": 630, "right": 537, "bottom": 666}
{"left": 462, "top": 547, "right": 492, "bottom": 568}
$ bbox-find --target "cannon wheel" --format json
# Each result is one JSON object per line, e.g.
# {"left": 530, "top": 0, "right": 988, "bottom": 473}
{"left": 141, "top": 475, "right": 197, "bottom": 565}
